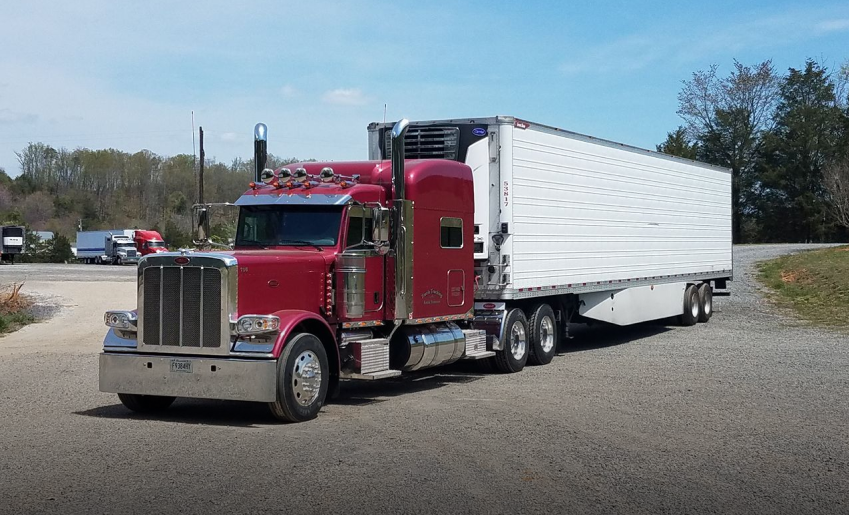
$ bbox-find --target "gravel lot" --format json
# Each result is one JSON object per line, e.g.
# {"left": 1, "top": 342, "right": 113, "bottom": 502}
{"left": 0, "top": 245, "right": 846, "bottom": 515}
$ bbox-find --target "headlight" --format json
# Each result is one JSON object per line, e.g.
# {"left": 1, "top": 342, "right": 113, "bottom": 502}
{"left": 235, "top": 315, "right": 280, "bottom": 335}
{"left": 104, "top": 310, "right": 137, "bottom": 330}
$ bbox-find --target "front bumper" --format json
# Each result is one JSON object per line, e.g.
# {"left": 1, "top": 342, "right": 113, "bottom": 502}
{"left": 99, "top": 353, "right": 278, "bottom": 402}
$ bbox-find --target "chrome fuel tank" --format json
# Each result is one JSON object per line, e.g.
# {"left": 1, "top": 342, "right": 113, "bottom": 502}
{"left": 391, "top": 322, "right": 466, "bottom": 371}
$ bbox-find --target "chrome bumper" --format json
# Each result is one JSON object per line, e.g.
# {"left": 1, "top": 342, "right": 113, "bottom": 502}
{"left": 99, "top": 353, "right": 278, "bottom": 402}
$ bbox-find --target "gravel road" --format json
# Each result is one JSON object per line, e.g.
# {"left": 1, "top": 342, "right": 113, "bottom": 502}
{"left": 0, "top": 245, "right": 846, "bottom": 515}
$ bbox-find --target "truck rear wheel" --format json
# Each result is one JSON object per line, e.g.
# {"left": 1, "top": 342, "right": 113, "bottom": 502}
{"left": 679, "top": 285, "right": 699, "bottom": 326}
{"left": 268, "top": 333, "right": 329, "bottom": 423}
{"left": 528, "top": 303, "right": 557, "bottom": 366}
{"left": 493, "top": 309, "right": 529, "bottom": 373}
{"left": 698, "top": 283, "right": 713, "bottom": 323}
{"left": 118, "top": 393, "right": 175, "bottom": 413}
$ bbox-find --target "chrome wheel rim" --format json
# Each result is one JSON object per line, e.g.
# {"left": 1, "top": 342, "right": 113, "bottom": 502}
{"left": 704, "top": 292, "right": 712, "bottom": 315}
{"left": 540, "top": 316, "right": 555, "bottom": 354}
{"left": 691, "top": 292, "right": 700, "bottom": 319}
{"left": 291, "top": 350, "right": 322, "bottom": 407}
{"left": 510, "top": 321, "right": 527, "bottom": 360}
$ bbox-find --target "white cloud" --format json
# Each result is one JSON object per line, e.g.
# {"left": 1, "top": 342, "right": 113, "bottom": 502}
{"left": 560, "top": 11, "right": 849, "bottom": 76}
{"left": 322, "top": 88, "right": 368, "bottom": 106}
{"left": 279, "top": 85, "right": 298, "bottom": 97}
{"left": 220, "top": 132, "right": 238, "bottom": 142}
{"left": 0, "top": 109, "right": 37, "bottom": 125}
{"left": 816, "top": 18, "right": 849, "bottom": 33}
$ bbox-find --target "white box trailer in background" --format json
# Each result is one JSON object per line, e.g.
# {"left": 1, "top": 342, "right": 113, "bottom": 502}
{"left": 368, "top": 116, "right": 732, "bottom": 337}
{"left": 76, "top": 230, "right": 139, "bottom": 265}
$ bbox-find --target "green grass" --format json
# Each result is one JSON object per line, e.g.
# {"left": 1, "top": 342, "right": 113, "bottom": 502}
{"left": 758, "top": 245, "right": 849, "bottom": 328}
{"left": 0, "top": 311, "right": 35, "bottom": 334}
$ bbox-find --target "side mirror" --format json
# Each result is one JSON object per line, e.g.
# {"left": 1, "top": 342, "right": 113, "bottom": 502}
{"left": 193, "top": 205, "right": 210, "bottom": 243}
{"left": 372, "top": 207, "right": 390, "bottom": 255}
{"left": 372, "top": 207, "right": 390, "bottom": 243}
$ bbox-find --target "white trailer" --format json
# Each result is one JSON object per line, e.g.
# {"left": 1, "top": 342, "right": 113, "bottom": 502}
{"left": 76, "top": 230, "right": 140, "bottom": 265}
{"left": 369, "top": 116, "right": 732, "bottom": 367}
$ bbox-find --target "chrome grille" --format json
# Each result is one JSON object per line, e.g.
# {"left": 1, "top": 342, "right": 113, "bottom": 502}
{"left": 142, "top": 266, "right": 222, "bottom": 348}
{"left": 385, "top": 126, "right": 460, "bottom": 160}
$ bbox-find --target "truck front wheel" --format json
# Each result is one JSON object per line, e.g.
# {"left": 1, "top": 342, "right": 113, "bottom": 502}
{"left": 118, "top": 393, "right": 175, "bottom": 413}
{"left": 268, "top": 333, "right": 329, "bottom": 423}
{"left": 493, "top": 309, "right": 529, "bottom": 373}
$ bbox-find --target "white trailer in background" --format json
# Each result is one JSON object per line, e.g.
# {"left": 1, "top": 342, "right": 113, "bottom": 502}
{"left": 369, "top": 116, "right": 732, "bottom": 368}
{"left": 76, "top": 230, "right": 139, "bottom": 265}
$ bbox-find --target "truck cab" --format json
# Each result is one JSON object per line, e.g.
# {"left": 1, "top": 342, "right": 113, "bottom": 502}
{"left": 99, "top": 120, "right": 492, "bottom": 422}
{"left": 133, "top": 230, "right": 168, "bottom": 256}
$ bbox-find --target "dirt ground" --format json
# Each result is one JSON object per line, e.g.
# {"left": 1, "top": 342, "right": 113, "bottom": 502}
{"left": 0, "top": 247, "right": 846, "bottom": 515}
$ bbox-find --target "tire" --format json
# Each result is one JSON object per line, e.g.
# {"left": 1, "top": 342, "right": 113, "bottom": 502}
{"left": 95, "top": 256, "right": 101, "bottom": 265}
{"left": 116, "top": 256, "right": 123, "bottom": 266}
{"left": 528, "top": 303, "right": 557, "bottom": 366}
{"left": 268, "top": 333, "right": 329, "bottom": 422}
{"left": 698, "top": 283, "right": 713, "bottom": 323}
{"left": 118, "top": 393, "right": 175, "bottom": 413}
{"left": 679, "top": 284, "right": 699, "bottom": 326}
{"left": 493, "top": 308, "right": 529, "bottom": 373}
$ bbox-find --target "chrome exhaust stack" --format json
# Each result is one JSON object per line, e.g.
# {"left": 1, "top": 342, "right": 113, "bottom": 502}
{"left": 254, "top": 123, "right": 268, "bottom": 183}
{"left": 390, "top": 119, "right": 413, "bottom": 321}
{"left": 390, "top": 118, "right": 409, "bottom": 200}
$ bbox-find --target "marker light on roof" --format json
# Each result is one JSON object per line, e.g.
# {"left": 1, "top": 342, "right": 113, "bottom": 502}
{"left": 294, "top": 168, "right": 308, "bottom": 180}
{"left": 260, "top": 168, "right": 276, "bottom": 184}
{"left": 278, "top": 168, "right": 292, "bottom": 181}
{"left": 319, "top": 167, "right": 335, "bottom": 182}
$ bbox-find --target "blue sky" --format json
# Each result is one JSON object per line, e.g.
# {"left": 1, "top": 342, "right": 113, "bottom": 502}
{"left": 1, "top": 1, "right": 848, "bottom": 175}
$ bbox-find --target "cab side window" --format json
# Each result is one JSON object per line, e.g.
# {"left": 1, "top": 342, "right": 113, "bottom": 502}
{"left": 440, "top": 217, "right": 463, "bottom": 248}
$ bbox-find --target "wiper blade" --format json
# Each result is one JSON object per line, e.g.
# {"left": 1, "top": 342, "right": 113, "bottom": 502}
{"left": 280, "top": 239, "right": 323, "bottom": 251}
{"left": 236, "top": 239, "right": 268, "bottom": 249}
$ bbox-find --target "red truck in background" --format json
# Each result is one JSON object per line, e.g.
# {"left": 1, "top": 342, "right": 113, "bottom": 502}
{"left": 132, "top": 230, "right": 168, "bottom": 256}
{"left": 99, "top": 117, "right": 732, "bottom": 423}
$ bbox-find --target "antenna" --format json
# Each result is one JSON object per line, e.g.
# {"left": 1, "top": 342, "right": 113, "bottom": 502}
{"left": 191, "top": 110, "right": 197, "bottom": 169}
{"left": 383, "top": 103, "right": 387, "bottom": 125}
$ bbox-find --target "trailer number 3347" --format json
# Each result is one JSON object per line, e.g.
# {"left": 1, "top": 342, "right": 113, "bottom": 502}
{"left": 503, "top": 181, "right": 509, "bottom": 206}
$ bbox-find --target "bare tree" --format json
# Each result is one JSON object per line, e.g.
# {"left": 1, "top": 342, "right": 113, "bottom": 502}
{"left": 824, "top": 157, "right": 849, "bottom": 229}
{"left": 677, "top": 60, "right": 780, "bottom": 242}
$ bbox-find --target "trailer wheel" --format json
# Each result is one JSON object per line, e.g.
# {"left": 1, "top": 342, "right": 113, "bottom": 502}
{"left": 118, "top": 393, "right": 175, "bottom": 413}
{"left": 698, "top": 283, "right": 713, "bottom": 323}
{"left": 493, "top": 309, "right": 529, "bottom": 373}
{"left": 268, "top": 333, "right": 329, "bottom": 423}
{"left": 528, "top": 303, "right": 557, "bottom": 366}
{"left": 680, "top": 285, "right": 699, "bottom": 326}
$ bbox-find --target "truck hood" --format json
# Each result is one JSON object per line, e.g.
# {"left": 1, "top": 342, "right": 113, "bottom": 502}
{"left": 228, "top": 249, "right": 335, "bottom": 316}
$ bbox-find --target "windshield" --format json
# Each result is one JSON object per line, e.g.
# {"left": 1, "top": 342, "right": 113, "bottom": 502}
{"left": 235, "top": 205, "right": 343, "bottom": 247}
{"left": 145, "top": 240, "right": 166, "bottom": 248}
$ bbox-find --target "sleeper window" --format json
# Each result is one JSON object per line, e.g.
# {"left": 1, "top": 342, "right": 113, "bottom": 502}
{"left": 440, "top": 217, "right": 463, "bottom": 248}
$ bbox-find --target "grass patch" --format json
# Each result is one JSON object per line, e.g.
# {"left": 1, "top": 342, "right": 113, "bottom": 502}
{"left": 757, "top": 245, "right": 849, "bottom": 328}
{"left": 0, "top": 283, "right": 35, "bottom": 334}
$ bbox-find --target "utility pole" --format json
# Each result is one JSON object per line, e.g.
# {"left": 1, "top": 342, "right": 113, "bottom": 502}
{"left": 198, "top": 126, "right": 205, "bottom": 204}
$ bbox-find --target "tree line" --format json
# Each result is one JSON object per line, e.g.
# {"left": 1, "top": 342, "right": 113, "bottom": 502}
{"left": 0, "top": 145, "right": 305, "bottom": 250}
{"left": 658, "top": 58, "right": 849, "bottom": 243}
{"left": 1, "top": 56, "right": 848, "bottom": 251}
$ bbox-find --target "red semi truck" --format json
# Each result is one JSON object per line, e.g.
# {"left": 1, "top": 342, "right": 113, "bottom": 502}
{"left": 100, "top": 117, "right": 732, "bottom": 422}
{"left": 132, "top": 230, "right": 168, "bottom": 256}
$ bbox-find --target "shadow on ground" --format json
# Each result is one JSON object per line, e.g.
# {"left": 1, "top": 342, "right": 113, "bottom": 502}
{"left": 76, "top": 369, "right": 488, "bottom": 427}
{"left": 75, "top": 322, "right": 670, "bottom": 426}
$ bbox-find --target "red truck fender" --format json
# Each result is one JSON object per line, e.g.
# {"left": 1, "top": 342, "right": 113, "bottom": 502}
{"left": 270, "top": 310, "right": 340, "bottom": 374}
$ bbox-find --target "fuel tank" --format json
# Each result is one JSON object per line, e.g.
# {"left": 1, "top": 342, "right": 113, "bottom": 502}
{"left": 390, "top": 322, "right": 466, "bottom": 371}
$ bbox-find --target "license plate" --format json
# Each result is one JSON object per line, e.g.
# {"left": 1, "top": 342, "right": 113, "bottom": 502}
{"left": 170, "top": 359, "right": 193, "bottom": 373}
